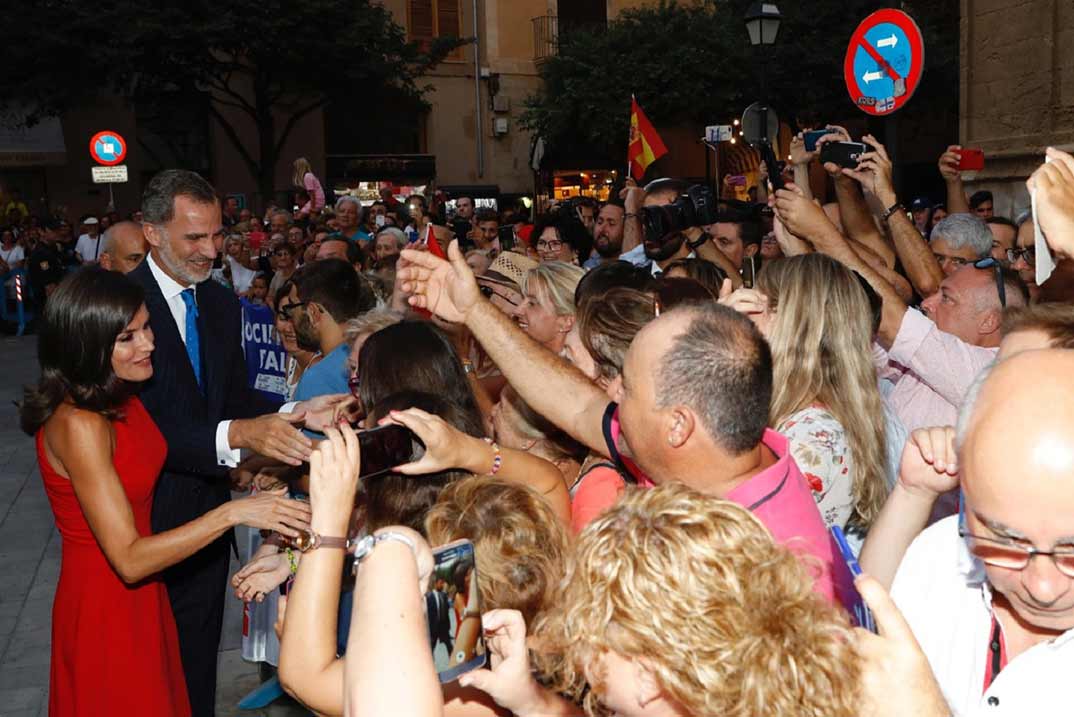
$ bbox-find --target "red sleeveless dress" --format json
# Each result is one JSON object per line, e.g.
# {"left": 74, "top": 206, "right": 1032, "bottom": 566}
{"left": 38, "top": 398, "right": 191, "bottom": 717}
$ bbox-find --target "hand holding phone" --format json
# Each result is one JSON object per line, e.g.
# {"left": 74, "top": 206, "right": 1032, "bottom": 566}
{"left": 820, "top": 141, "right": 869, "bottom": 169}
{"left": 803, "top": 129, "right": 830, "bottom": 153}
{"left": 427, "top": 540, "right": 486, "bottom": 682}
{"left": 831, "top": 526, "right": 876, "bottom": 632}
{"left": 957, "top": 148, "right": 985, "bottom": 172}
{"left": 357, "top": 423, "right": 422, "bottom": 480}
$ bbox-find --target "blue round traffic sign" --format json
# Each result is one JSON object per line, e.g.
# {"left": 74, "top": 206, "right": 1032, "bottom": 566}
{"left": 89, "top": 130, "right": 127, "bottom": 166}
{"left": 844, "top": 10, "right": 924, "bottom": 116}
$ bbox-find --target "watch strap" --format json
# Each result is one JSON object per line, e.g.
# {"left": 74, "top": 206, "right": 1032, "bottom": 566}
{"left": 352, "top": 531, "right": 417, "bottom": 568}
{"left": 882, "top": 202, "right": 905, "bottom": 222}
{"left": 687, "top": 234, "right": 709, "bottom": 250}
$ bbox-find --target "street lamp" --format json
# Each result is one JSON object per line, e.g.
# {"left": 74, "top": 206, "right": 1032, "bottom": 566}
{"left": 745, "top": 2, "right": 782, "bottom": 46}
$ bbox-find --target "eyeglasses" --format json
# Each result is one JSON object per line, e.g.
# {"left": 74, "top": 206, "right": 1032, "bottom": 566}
{"left": 1006, "top": 247, "right": 1035, "bottom": 265}
{"left": 960, "top": 529, "right": 1074, "bottom": 578}
{"left": 973, "top": 257, "right": 1006, "bottom": 308}
{"left": 536, "top": 239, "right": 564, "bottom": 252}
{"left": 479, "top": 284, "right": 520, "bottom": 306}
{"left": 278, "top": 302, "right": 306, "bottom": 320}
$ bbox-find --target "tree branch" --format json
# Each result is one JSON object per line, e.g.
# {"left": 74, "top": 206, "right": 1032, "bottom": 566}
{"left": 207, "top": 102, "right": 259, "bottom": 180}
{"left": 273, "top": 98, "right": 327, "bottom": 157}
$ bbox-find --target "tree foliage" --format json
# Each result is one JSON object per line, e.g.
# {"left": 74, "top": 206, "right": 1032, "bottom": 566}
{"left": 0, "top": 0, "right": 463, "bottom": 200}
{"left": 523, "top": 0, "right": 958, "bottom": 161}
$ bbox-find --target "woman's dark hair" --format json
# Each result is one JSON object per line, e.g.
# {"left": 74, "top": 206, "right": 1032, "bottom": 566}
{"left": 573, "top": 260, "right": 654, "bottom": 309}
{"left": 274, "top": 279, "right": 295, "bottom": 310}
{"left": 361, "top": 391, "right": 483, "bottom": 536}
{"left": 20, "top": 267, "right": 145, "bottom": 435}
{"left": 532, "top": 211, "right": 593, "bottom": 264}
{"left": 357, "top": 320, "right": 483, "bottom": 429}
{"left": 663, "top": 258, "right": 727, "bottom": 297}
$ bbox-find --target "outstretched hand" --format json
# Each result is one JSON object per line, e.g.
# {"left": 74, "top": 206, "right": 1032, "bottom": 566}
{"left": 458, "top": 609, "right": 550, "bottom": 716}
{"left": 842, "top": 135, "right": 896, "bottom": 205}
{"left": 398, "top": 239, "right": 482, "bottom": 323}
{"left": 898, "top": 426, "right": 960, "bottom": 499}
{"left": 380, "top": 407, "right": 474, "bottom": 475}
{"left": 308, "top": 425, "right": 361, "bottom": 530}
{"left": 772, "top": 182, "right": 838, "bottom": 245}
{"left": 1027, "top": 147, "right": 1074, "bottom": 258}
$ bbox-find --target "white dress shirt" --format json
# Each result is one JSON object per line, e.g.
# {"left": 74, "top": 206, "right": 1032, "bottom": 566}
{"left": 147, "top": 253, "right": 241, "bottom": 467}
{"left": 891, "top": 516, "right": 1074, "bottom": 716}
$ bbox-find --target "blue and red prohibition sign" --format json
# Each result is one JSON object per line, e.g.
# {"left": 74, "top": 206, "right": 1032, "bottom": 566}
{"left": 844, "top": 9, "right": 924, "bottom": 116}
{"left": 89, "top": 130, "right": 127, "bottom": 166}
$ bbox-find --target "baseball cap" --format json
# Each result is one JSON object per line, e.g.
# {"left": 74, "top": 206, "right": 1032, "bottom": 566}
{"left": 909, "top": 197, "right": 931, "bottom": 212}
{"left": 83, "top": 217, "right": 99, "bottom": 225}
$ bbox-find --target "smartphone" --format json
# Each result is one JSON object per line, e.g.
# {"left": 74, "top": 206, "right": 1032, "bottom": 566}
{"left": 358, "top": 424, "right": 422, "bottom": 480}
{"left": 741, "top": 254, "right": 757, "bottom": 289}
{"left": 497, "top": 225, "right": 515, "bottom": 253}
{"left": 803, "top": 129, "right": 829, "bottom": 152}
{"left": 958, "top": 148, "right": 985, "bottom": 172}
{"left": 427, "top": 540, "right": 486, "bottom": 683}
{"left": 830, "top": 526, "right": 876, "bottom": 633}
{"left": 820, "top": 141, "right": 868, "bottom": 169}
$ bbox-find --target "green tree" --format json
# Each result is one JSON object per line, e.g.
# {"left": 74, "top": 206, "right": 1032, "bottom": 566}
{"left": 0, "top": 0, "right": 463, "bottom": 202}
{"left": 523, "top": 0, "right": 957, "bottom": 163}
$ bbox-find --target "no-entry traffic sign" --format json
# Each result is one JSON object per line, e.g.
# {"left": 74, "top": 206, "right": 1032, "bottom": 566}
{"left": 89, "top": 130, "right": 127, "bottom": 166}
{"left": 844, "top": 9, "right": 924, "bottom": 116}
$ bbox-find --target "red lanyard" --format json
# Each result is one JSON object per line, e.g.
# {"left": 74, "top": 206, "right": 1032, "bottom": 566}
{"left": 982, "top": 615, "right": 1007, "bottom": 694}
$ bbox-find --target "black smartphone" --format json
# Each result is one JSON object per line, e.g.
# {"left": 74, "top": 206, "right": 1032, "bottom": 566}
{"left": 358, "top": 424, "right": 421, "bottom": 480}
{"left": 759, "top": 142, "right": 784, "bottom": 192}
{"left": 426, "top": 539, "right": 486, "bottom": 683}
{"left": 497, "top": 225, "right": 515, "bottom": 252}
{"left": 451, "top": 218, "right": 473, "bottom": 251}
{"left": 820, "top": 141, "right": 868, "bottom": 169}
{"left": 803, "top": 129, "right": 831, "bottom": 152}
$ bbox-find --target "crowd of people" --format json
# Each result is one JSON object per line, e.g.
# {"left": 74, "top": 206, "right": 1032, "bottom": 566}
{"left": 16, "top": 133, "right": 1074, "bottom": 717}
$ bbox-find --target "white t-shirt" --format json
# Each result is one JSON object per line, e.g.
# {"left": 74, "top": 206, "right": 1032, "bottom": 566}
{"left": 75, "top": 233, "right": 103, "bottom": 263}
{"left": 0, "top": 244, "right": 25, "bottom": 268}
{"left": 891, "top": 516, "right": 1074, "bottom": 716}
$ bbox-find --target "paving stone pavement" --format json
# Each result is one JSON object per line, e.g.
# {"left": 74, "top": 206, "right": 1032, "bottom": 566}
{"left": 0, "top": 335, "right": 308, "bottom": 717}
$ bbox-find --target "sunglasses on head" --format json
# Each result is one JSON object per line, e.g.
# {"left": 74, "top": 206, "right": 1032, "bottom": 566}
{"left": 973, "top": 257, "right": 1006, "bottom": 308}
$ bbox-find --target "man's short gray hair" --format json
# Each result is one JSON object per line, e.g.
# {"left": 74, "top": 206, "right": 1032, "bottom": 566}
{"left": 376, "top": 227, "right": 407, "bottom": 249}
{"left": 335, "top": 196, "right": 361, "bottom": 213}
{"left": 930, "top": 214, "right": 992, "bottom": 259}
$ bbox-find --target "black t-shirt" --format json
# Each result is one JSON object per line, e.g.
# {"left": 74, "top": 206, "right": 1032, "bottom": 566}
{"left": 28, "top": 243, "right": 67, "bottom": 299}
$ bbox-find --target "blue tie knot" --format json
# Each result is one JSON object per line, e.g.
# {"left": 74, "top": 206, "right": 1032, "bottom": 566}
{"left": 181, "top": 288, "right": 198, "bottom": 318}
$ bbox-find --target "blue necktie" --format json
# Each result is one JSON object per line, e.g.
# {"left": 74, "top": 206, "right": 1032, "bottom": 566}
{"left": 180, "top": 288, "right": 203, "bottom": 389}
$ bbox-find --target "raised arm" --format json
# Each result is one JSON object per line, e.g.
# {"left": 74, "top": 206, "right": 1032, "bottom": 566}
{"left": 618, "top": 181, "right": 644, "bottom": 255}
{"left": 938, "top": 145, "right": 971, "bottom": 215}
{"left": 859, "top": 427, "right": 959, "bottom": 589}
{"left": 397, "top": 242, "right": 611, "bottom": 456}
{"left": 45, "top": 409, "right": 311, "bottom": 585}
{"left": 844, "top": 135, "right": 944, "bottom": 298}
{"left": 832, "top": 173, "right": 895, "bottom": 268}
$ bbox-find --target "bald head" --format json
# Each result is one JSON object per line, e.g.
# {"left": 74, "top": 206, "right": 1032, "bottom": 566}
{"left": 957, "top": 350, "right": 1074, "bottom": 630}
{"left": 99, "top": 221, "right": 148, "bottom": 274}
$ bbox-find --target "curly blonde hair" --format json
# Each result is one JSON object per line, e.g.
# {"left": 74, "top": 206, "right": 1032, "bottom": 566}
{"left": 425, "top": 476, "right": 569, "bottom": 625}
{"left": 533, "top": 483, "right": 859, "bottom": 717}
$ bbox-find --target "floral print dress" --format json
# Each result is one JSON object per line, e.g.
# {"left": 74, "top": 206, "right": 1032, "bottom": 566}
{"left": 778, "top": 405, "right": 854, "bottom": 530}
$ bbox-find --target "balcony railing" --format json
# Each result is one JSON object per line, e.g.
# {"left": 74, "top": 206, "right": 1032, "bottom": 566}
{"left": 532, "top": 15, "right": 559, "bottom": 62}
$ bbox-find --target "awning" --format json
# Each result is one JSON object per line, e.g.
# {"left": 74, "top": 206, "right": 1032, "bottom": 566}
{"left": 0, "top": 111, "right": 66, "bottom": 167}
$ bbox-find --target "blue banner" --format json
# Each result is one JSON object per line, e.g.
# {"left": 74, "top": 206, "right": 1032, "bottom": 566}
{"left": 241, "top": 299, "right": 288, "bottom": 401}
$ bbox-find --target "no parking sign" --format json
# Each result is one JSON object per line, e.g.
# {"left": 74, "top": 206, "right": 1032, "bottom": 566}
{"left": 89, "top": 130, "right": 127, "bottom": 166}
{"left": 843, "top": 9, "right": 924, "bottom": 116}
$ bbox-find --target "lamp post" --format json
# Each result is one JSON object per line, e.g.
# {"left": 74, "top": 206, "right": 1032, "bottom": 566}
{"left": 745, "top": 2, "right": 782, "bottom": 144}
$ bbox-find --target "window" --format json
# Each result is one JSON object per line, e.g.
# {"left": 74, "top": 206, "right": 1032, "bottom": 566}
{"left": 408, "top": 0, "right": 462, "bottom": 58}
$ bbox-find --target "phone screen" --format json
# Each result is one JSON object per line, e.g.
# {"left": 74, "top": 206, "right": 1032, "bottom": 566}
{"left": 820, "top": 142, "right": 868, "bottom": 169}
{"left": 803, "top": 129, "right": 829, "bottom": 152}
{"left": 427, "top": 540, "right": 486, "bottom": 682}
{"left": 497, "top": 225, "right": 515, "bottom": 252}
{"left": 358, "top": 424, "right": 422, "bottom": 480}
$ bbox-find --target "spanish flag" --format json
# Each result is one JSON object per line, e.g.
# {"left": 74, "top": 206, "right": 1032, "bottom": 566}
{"left": 628, "top": 95, "right": 668, "bottom": 180}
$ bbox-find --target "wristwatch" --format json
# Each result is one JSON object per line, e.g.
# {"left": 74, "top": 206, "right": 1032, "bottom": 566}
{"left": 687, "top": 234, "right": 710, "bottom": 250}
{"left": 351, "top": 531, "right": 418, "bottom": 574}
{"left": 292, "top": 530, "right": 351, "bottom": 552}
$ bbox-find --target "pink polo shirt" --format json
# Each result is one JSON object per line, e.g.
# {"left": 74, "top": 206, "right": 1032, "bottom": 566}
{"left": 877, "top": 308, "right": 997, "bottom": 433}
{"left": 603, "top": 406, "right": 856, "bottom": 608}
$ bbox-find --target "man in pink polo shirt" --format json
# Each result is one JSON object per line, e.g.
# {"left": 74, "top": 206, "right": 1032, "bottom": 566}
{"left": 397, "top": 242, "right": 856, "bottom": 609}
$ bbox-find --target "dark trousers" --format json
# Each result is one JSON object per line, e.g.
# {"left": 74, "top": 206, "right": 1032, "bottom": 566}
{"left": 162, "top": 532, "right": 231, "bottom": 717}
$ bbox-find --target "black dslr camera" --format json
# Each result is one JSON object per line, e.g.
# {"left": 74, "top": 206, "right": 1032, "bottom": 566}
{"left": 639, "top": 185, "right": 719, "bottom": 246}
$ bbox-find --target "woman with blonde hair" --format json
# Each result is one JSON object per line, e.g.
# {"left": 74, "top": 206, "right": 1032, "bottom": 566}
{"left": 726, "top": 253, "right": 889, "bottom": 533}
{"left": 514, "top": 261, "right": 585, "bottom": 355}
{"left": 465, "top": 483, "right": 860, "bottom": 717}
{"left": 292, "top": 157, "right": 325, "bottom": 217}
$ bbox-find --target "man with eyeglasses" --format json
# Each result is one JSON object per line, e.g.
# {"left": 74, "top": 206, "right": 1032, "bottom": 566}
{"left": 859, "top": 351, "right": 1074, "bottom": 716}
{"left": 930, "top": 214, "right": 993, "bottom": 276}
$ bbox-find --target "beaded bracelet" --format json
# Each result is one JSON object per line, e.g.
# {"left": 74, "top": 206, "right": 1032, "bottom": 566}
{"left": 482, "top": 437, "right": 503, "bottom": 476}
{"left": 285, "top": 547, "right": 299, "bottom": 576}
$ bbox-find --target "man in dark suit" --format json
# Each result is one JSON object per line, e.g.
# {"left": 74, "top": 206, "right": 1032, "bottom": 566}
{"left": 129, "top": 169, "right": 338, "bottom": 716}
{"left": 426, "top": 578, "right": 453, "bottom": 657}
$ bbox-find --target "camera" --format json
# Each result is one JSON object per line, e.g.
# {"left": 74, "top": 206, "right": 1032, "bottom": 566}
{"left": 639, "top": 185, "right": 719, "bottom": 246}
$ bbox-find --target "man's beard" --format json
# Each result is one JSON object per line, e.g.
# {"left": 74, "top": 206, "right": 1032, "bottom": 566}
{"left": 157, "top": 235, "right": 212, "bottom": 284}
{"left": 644, "top": 233, "right": 685, "bottom": 262}
{"left": 294, "top": 311, "right": 320, "bottom": 352}
{"left": 594, "top": 234, "right": 622, "bottom": 258}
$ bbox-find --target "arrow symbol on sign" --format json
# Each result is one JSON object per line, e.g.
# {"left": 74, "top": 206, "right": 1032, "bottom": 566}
{"left": 862, "top": 71, "right": 884, "bottom": 83}
{"left": 877, "top": 34, "right": 898, "bottom": 49}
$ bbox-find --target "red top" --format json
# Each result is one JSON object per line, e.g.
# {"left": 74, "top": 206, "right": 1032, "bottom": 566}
{"left": 38, "top": 397, "right": 190, "bottom": 717}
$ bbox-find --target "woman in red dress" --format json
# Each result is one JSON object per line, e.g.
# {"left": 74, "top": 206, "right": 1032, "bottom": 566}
{"left": 20, "top": 268, "right": 312, "bottom": 717}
